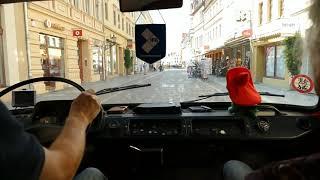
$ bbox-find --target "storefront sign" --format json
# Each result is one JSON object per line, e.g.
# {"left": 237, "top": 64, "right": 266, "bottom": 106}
{"left": 291, "top": 74, "right": 314, "bottom": 94}
{"left": 73, "top": 29, "right": 82, "bottom": 37}
{"left": 44, "top": 19, "right": 65, "bottom": 31}
{"left": 242, "top": 29, "right": 252, "bottom": 38}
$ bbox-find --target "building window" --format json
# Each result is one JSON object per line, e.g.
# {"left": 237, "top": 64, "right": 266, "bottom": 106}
{"left": 118, "top": 14, "right": 121, "bottom": 28}
{"left": 95, "top": 0, "right": 100, "bottom": 20}
{"left": 126, "top": 21, "right": 128, "bottom": 34}
{"left": 258, "top": 2, "right": 263, "bottom": 25}
{"left": 267, "top": 0, "right": 272, "bottom": 22}
{"left": 74, "top": 0, "right": 79, "bottom": 9}
{"left": 84, "top": 0, "right": 89, "bottom": 12}
{"left": 215, "top": 26, "right": 218, "bottom": 38}
{"left": 113, "top": 10, "right": 116, "bottom": 26}
{"left": 213, "top": 28, "right": 215, "bottom": 39}
{"left": 69, "top": 0, "right": 75, "bottom": 6}
{"left": 39, "top": 34, "right": 65, "bottom": 89}
{"left": 219, "top": 24, "right": 221, "bottom": 37}
{"left": 105, "top": 2, "right": 108, "bottom": 20}
{"left": 132, "top": 26, "right": 134, "bottom": 37}
{"left": 265, "top": 45, "right": 285, "bottom": 79}
{"left": 122, "top": 18, "right": 124, "bottom": 31}
{"left": 279, "top": 0, "right": 284, "bottom": 17}
{"left": 129, "top": 24, "right": 131, "bottom": 35}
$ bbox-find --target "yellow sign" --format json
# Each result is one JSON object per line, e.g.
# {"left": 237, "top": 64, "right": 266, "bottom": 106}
{"left": 44, "top": 19, "right": 65, "bottom": 31}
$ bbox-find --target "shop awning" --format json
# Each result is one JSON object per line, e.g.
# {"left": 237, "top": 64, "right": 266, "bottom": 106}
{"left": 252, "top": 33, "right": 288, "bottom": 46}
{"left": 224, "top": 36, "right": 250, "bottom": 48}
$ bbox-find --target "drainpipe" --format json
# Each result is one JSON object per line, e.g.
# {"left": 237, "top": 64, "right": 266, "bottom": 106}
{"left": 23, "top": 2, "right": 32, "bottom": 88}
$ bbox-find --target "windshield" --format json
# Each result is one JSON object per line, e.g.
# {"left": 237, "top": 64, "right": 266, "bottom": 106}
{"left": 0, "top": 0, "right": 318, "bottom": 107}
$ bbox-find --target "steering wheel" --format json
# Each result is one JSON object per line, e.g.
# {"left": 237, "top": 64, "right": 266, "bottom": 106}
{"left": 0, "top": 77, "right": 104, "bottom": 132}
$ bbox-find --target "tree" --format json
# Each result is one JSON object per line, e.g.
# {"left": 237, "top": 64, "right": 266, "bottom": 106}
{"left": 124, "top": 48, "right": 133, "bottom": 75}
{"left": 284, "top": 33, "right": 303, "bottom": 76}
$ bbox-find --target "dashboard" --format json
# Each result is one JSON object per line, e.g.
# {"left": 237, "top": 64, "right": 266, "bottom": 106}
{"left": 12, "top": 100, "right": 320, "bottom": 144}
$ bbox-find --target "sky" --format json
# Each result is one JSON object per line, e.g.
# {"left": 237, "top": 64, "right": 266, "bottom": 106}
{"left": 148, "top": 0, "right": 191, "bottom": 52}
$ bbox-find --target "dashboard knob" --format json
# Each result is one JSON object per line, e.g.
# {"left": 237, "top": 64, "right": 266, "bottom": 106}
{"left": 219, "top": 130, "right": 226, "bottom": 135}
{"left": 257, "top": 120, "right": 270, "bottom": 133}
{"left": 296, "top": 118, "right": 311, "bottom": 131}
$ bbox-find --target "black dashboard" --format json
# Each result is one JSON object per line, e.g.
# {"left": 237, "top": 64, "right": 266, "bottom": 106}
{"left": 12, "top": 100, "right": 320, "bottom": 144}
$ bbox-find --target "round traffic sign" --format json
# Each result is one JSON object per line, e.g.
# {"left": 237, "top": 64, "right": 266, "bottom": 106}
{"left": 291, "top": 74, "right": 314, "bottom": 94}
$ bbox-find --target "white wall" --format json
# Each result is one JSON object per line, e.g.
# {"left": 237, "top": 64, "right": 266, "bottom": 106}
{"left": 1, "top": 4, "right": 20, "bottom": 86}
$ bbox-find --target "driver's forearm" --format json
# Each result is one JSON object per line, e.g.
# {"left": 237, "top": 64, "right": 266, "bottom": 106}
{"left": 41, "top": 116, "right": 88, "bottom": 180}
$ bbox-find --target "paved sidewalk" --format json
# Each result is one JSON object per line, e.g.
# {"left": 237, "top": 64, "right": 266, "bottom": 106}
{"left": 208, "top": 75, "right": 318, "bottom": 106}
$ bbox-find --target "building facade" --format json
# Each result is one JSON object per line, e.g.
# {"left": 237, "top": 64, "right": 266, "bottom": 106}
{"left": 203, "top": 0, "right": 225, "bottom": 63}
{"left": 190, "top": 0, "right": 205, "bottom": 62}
{"left": 251, "top": 0, "right": 312, "bottom": 89}
{"left": 0, "top": 0, "right": 135, "bottom": 93}
{"left": 223, "top": 0, "right": 253, "bottom": 70}
{"left": 26, "top": 0, "right": 135, "bottom": 92}
{"left": 180, "top": 32, "right": 193, "bottom": 67}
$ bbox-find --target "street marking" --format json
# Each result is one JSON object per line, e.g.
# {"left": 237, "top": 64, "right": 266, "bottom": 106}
{"left": 141, "top": 28, "right": 160, "bottom": 53}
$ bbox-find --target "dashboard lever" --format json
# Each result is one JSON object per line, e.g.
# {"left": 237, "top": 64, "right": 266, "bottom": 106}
{"left": 256, "top": 105, "right": 286, "bottom": 116}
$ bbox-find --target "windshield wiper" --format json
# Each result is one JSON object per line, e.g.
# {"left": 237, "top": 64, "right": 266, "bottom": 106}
{"left": 186, "top": 92, "right": 285, "bottom": 103}
{"left": 199, "top": 92, "right": 285, "bottom": 98}
{"left": 95, "top": 84, "right": 151, "bottom": 95}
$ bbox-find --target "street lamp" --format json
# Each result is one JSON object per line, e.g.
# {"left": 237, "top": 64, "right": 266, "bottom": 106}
{"left": 106, "top": 34, "right": 117, "bottom": 47}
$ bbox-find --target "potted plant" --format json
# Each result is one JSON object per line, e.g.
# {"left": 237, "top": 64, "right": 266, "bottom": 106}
{"left": 124, "top": 48, "right": 133, "bottom": 75}
{"left": 284, "top": 33, "right": 303, "bottom": 89}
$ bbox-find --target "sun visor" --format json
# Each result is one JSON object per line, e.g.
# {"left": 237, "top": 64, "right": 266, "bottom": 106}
{"left": 135, "top": 24, "right": 166, "bottom": 64}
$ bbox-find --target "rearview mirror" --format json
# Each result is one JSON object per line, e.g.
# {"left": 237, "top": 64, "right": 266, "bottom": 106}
{"left": 120, "top": 0, "right": 183, "bottom": 12}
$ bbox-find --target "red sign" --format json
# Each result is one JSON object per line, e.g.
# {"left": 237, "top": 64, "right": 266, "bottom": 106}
{"left": 242, "top": 29, "right": 253, "bottom": 38}
{"left": 291, "top": 74, "right": 314, "bottom": 94}
{"left": 73, "top": 29, "right": 82, "bottom": 37}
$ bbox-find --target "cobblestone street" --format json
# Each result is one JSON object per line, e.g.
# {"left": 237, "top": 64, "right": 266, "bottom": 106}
{"left": 35, "top": 69, "right": 318, "bottom": 107}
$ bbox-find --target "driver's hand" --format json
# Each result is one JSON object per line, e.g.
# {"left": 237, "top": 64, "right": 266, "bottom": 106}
{"left": 68, "top": 89, "right": 101, "bottom": 125}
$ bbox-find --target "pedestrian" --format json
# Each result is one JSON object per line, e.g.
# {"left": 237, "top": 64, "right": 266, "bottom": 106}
{"left": 143, "top": 63, "right": 147, "bottom": 75}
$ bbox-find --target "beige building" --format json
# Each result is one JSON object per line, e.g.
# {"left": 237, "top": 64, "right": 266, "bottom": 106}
{"left": 251, "top": 0, "right": 312, "bottom": 89}
{"left": 0, "top": 0, "right": 135, "bottom": 93}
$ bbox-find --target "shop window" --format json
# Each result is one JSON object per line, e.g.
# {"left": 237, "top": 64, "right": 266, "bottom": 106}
{"left": 259, "top": 2, "right": 263, "bottom": 25}
{"left": 265, "top": 45, "right": 285, "bottom": 79}
{"left": 92, "top": 46, "right": 103, "bottom": 75}
{"left": 39, "top": 34, "right": 65, "bottom": 89}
